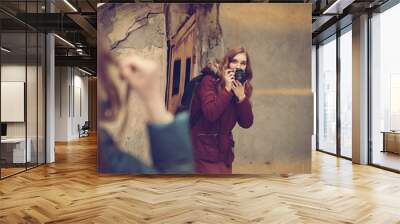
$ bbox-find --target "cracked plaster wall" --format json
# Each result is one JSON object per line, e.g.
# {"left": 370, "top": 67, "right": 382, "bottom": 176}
{"left": 98, "top": 3, "right": 166, "bottom": 165}
{"left": 165, "top": 3, "right": 225, "bottom": 74}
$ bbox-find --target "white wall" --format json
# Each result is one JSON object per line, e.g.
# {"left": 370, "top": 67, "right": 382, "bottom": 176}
{"left": 55, "top": 67, "right": 89, "bottom": 141}
{"left": 1, "top": 64, "right": 26, "bottom": 81}
{"left": 1, "top": 64, "right": 46, "bottom": 164}
{"left": 71, "top": 72, "right": 89, "bottom": 139}
{"left": 1, "top": 65, "right": 33, "bottom": 138}
{"left": 55, "top": 66, "right": 69, "bottom": 141}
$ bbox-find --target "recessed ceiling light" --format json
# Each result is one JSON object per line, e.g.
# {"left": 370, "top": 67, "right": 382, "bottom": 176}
{"left": 63, "top": 0, "right": 78, "bottom": 12}
{"left": 1, "top": 47, "right": 11, "bottom": 53}
{"left": 54, "top": 34, "right": 75, "bottom": 48}
{"left": 78, "top": 67, "right": 93, "bottom": 76}
{"left": 322, "top": 0, "right": 355, "bottom": 15}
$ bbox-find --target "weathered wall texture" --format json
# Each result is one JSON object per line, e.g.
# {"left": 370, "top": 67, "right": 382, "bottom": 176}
{"left": 165, "top": 4, "right": 193, "bottom": 39}
{"left": 98, "top": 3, "right": 167, "bottom": 165}
{"left": 166, "top": 3, "right": 312, "bottom": 173}
{"left": 195, "top": 4, "right": 225, "bottom": 69}
{"left": 165, "top": 4, "right": 225, "bottom": 76}
{"left": 218, "top": 4, "right": 312, "bottom": 173}
{"left": 98, "top": 3, "right": 312, "bottom": 174}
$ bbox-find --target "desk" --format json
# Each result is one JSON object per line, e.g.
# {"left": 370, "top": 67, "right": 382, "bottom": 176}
{"left": 381, "top": 131, "right": 400, "bottom": 154}
{"left": 1, "top": 138, "right": 31, "bottom": 163}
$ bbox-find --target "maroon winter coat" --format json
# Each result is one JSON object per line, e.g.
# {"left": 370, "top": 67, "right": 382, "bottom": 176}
{"left": 190, "top": 68, "right": 254, "bottom": 174}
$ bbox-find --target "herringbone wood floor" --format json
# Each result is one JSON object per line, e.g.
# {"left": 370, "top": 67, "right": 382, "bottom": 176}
{"left": 1, "top": 134, "right": 400, "bottom": 223}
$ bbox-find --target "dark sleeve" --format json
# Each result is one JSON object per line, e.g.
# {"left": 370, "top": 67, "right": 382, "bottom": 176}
{"left": 198, "top": 76, "right": 233, "bottom": 121}
{"left": 98, "top": 129, "right": 156, "bottom": 174}
{"left": 235, "top": 97, "right": 254, "bottom": 129}
{"left": 147, "top": 112, "right": 194, "bottom": 174}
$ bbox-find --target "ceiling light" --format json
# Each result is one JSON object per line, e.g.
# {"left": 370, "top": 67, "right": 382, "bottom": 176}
{"left": 63, "top": 0, "right": 78, "bottom": 12}
{"left": 97, "top": 3, "right": 106, "bottom": 8}
{"left": 76, "top": 48, "right": 86, "bottom": 56}
{"left": 54, "top": 34, "right": 75, "bottom": 48}
{"left": 322, "top": 0, "right": 355, "bottom": 15}
{"left": 1, "top": 47, "right": 11, "bottom": 53}
{"left": 78, "top": 67, "right": 93, "bottom": 76}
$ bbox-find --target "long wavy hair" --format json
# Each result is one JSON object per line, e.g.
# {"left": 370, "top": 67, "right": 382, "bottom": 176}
{"left": 218, "top": 47, "right": 253, "bottom": 97}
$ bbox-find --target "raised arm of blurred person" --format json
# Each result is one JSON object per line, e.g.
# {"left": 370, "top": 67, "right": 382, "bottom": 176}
{"left": 98, "top": 51, "right": 193, "bottom": 174}
{"left": 118, "top": 55, "right": 173, "bottom": 124}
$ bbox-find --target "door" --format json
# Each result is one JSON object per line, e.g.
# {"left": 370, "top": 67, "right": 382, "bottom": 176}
{"left": 166, "top": 16, "right": 196, "bottom": 113}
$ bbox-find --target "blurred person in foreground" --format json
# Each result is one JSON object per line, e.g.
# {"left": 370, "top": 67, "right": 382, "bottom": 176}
{"left": 97, "top": 35, "right": 193, "bottom": 174}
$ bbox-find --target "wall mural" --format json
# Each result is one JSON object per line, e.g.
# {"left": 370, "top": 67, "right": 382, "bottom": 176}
{"left": 97, "top": 3, "right": 312, "bottom": 174}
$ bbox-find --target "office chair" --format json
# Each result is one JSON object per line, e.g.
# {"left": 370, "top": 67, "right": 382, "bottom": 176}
{"left": 79, "top": 121, "right": 90, "bottom": 138}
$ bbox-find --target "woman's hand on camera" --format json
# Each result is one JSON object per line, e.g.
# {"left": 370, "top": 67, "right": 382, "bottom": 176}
{"left": 232, "top": 80, "right": 246, "bottom": 103}
{"left": 224, "top": 68, "right": 235, "bottom": 92}
{"left": 118, "top": 54, "right": 173, "bottom": 124}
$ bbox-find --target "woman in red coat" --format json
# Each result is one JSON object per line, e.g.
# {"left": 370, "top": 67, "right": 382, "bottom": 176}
{"left": 190, "top": 47, "right": 254, "bottom": 174}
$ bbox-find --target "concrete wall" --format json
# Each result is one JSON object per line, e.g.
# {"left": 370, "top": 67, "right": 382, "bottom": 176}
{"left": 165, "top": 3, "right": 312, "bottom": 173}
{"left": 164, "top": 3, "right": 225, "bottom": 74}
{"left": 352, "top": 14, "right": 369, "bottom": 164}
{"left": 218, "top": 4, "right": 312, "bottom": 173}
{"left": 98, "top": 3, "right": 167, "bottom": 165}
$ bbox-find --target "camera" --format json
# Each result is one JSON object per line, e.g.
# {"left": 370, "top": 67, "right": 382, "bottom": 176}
{"left": 234, "top": 69, "right": 248, "bottom": 84}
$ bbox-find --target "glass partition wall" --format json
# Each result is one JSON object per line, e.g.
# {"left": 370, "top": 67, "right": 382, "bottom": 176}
{"left": 317, "top": 35, "right": 337, "bottom": 155}
{"left": 316, "top": 26, "right": 352, "bottom": 159}
{"left": 0, "top": 1, "right": 46, "bottom": 179}
{"left": 316, "top": 1, "right": 400, "bottom": 173}
{"left": 370, "top": 2, "right": 400, "bottom": 172}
